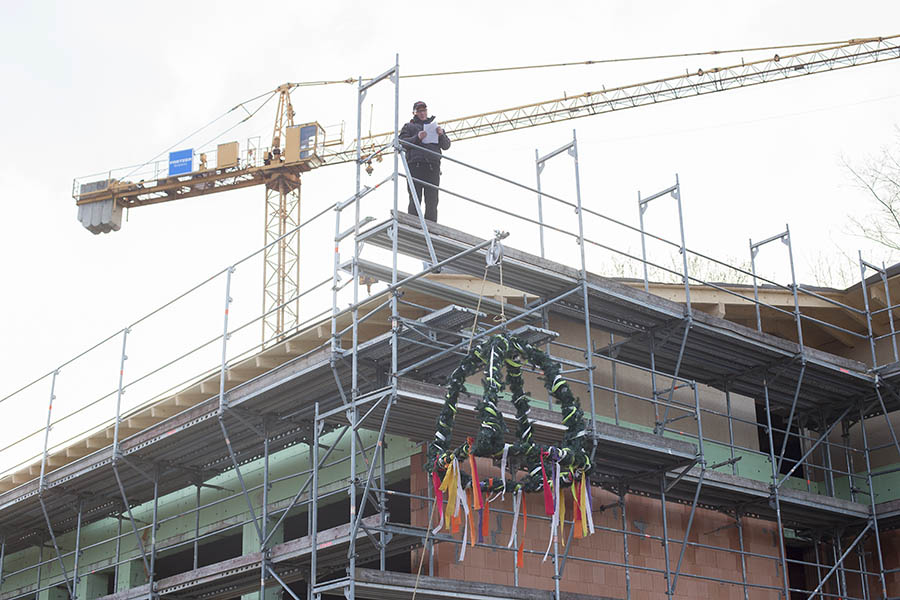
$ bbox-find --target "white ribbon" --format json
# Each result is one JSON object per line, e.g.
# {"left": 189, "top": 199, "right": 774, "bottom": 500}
{"left": 543, "top": 461, "right": 561, "bottom": 562}
{"left": 584, "top": 480, "right": 595, "bottom": 535}
{"left": 507, "top": 488, "right": 522, "bottom": 549}
{"left": 456, "top": 460, "right": 471, "bottom": 561}
{"left": 500, "top": 443, "right": 511, "bottom": 499}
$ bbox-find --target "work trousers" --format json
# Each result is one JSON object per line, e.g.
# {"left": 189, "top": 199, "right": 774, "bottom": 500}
{"left": 407, "top": 162, "right": 441, "bottom": 222}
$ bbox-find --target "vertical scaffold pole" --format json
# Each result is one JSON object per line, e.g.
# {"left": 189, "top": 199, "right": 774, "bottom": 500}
{"left": 571, "top": 130, "right": 597, "bottom": 432}
{"left": 36, "top": 543, "right": 42, "bottom": 600}
{"left": 762, "top": 378, "right": 791, "bottom": 600}
{"left": 858, "top": 253, "right": 879, "bottom": 369}
{"left": 842, "top": 420, "right": 857, "bottom": 503}
{"left": 638, "top": 190, "right": 649, "bottom": 293}
{"left": 110, "top": 325, "right": 152, "bottom": 580}
{"left": 72, "top": 500, "right": 83, "bottom": 600}
{"left": 880, "top": 260, "right": 899, "bottom": 362}
{"left": 193, "top": 481, "right": 201, "bottom": 571}
{"left": 113, "top": 508, "right": 122, "bottom": 592}
{"left": 534, "top": 148, "right": 546, "bottom": 258}
{"left": 725, "top": 382, "right": 737, "bottom": 475}
{"left": 348, "top": 69, "right": 364, "bottom": 600}
{"left": 38, "top": 370, "right": 58, "bottom": 493}
{"left": 812, "top": 536, "right": 823, "bottom": 600}
{"left": 148, "top": 466, "right": 160, "bottom": 600}
{"left": 112, "top": 328, "right": 130, "bottom": 455}
{"left": 673, "top": 175, "right": 691, "bottom": 317}
{"left": 310, "top": 403, "right": 320, "bottom": 597}
{"left": 620, "top": 492, "right": 631, "bottom": 600}
{"left": 260, "top": 419, "right": 270, "bottom": 600}
{"left": 0, "top": 537, "right": 5, "bottom": 595}
{"left": 783, "top": 225, "right": 803, "bottom": 349}
{"left": 858, "top": 402, "right": 889, "bottom": 599}
{"left": 216, "top": 266, "right": 263, "bottom": 545}
{"left": 736, "top": 515, "right": 749, "bottom": 600}
{"left": 833, "top": 530, "right": 848, "bottom": 600}
{"left": 749, "top": 239, "right": 762, "bottom": 333}
{"left": 658, "top": 475, "right": 673, "bottom": 600}
{"left": 384, "top": 51, "right": 401, "bottom": 575}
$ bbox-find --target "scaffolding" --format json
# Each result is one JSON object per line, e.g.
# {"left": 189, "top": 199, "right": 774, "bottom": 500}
{"left": 2, "top": 57, "right": 900, "bottom": 600}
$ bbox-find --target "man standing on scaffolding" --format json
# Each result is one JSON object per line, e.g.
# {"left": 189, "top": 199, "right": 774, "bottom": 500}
{"left": 400, "top": 100, "right": 451, "bottom": 222}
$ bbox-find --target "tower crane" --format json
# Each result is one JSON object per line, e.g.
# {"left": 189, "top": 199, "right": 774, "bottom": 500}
{"left": 72, "top": 35, "right": 900, "bottom": 343}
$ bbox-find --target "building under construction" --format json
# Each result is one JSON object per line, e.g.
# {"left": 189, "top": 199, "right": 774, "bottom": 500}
{"left": 3, "top": 47, "right": 900, "bottom": 600}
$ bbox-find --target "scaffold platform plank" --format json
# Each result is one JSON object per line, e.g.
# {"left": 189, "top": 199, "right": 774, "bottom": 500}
{"left": 316, "top": 568, "right": 619, "bottom": 600}
{"left": 650, "top": 465, "right": 870, "bottom": 529}
{"left": 361, "top": 213, "right": 881, "bottom": 420}
{"left": 371, "top": 379, "right": 699, "bottom": 481}
{"left": 0, "top": 305, "right": 553, "bottom": 554}
{"left": 88, "top": 515, "right": 406, "bottom": 600}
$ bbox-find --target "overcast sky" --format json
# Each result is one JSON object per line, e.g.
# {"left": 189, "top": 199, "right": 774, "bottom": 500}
{"left": 1, "top": 2, "right": 899, "bottom": 458}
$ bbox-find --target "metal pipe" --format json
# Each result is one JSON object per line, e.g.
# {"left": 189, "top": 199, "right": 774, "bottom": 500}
{"left": 725, "top": 383, "right": 737, "bottom": 475}
{"left": 858, "top": 402, "right": 889, "bottom": 599}
{"left": 763, "top": 378, "right": 791, "bottom": 599}
{"left": 659, "top": 475, "right": 673, "bottom": 599}
{"left": 776, "top": 406, "right": 850, "bottom": 488}
{"left": 218, "top": 417, "right": 263, "bottom": 543}
{"left": 673, "top": 176, "right": 692, "bottom": 315}
{"left": 193, "top": 482, "right": 201, "bottom": 571}
{"left": 858, "top": 252, "right": 879, "bottom": 369}
{"left": 112, "top": 329, "right": 130, "bottom": 455}
{"left": 620, "top": 493, "right": 631, "bottom": 600}
{"left": 567, "top": 131, "right": 598, "bottom": 435}
{"left": 38, "top": 370, "right": 58, "bottom": 493}
{"left": 535, "top": 149, "right": 545, "bottom": 258}
{"left": 783, "top": 225, "right": 804, "bottom": 348}
{"left": 260, "top": 419, "right": 270, "bottom": 600}
{"left": 111, "top": 463, "right": 151, "bottom": 577}
{"left": 736, "top": 516, "right": 749, "bottom": 600}
{"left": 776, "top": 363, "right": 806, "bottom": 475}
{"left": 806, "top": 523, "right": 872, "bottom": 600}
{"left": 37, "top": 497, "right": 73, "bottom": 597}
{"left": 310, "top": 403, "right": 320, "bottom": 595}
{"left": 148, "top": 466, "right": 160, "bottom": 598}
{"left": 750, "top": 240, "right": 762, "bottom": 332}
{"left": 880, "top": 261, "right": 899, "bottom": 362}
{"left": 72, "top": 500, "right": 83, "bottom": 600}
{"left": 639, "top": 191, "right": 649, "bottom": 292}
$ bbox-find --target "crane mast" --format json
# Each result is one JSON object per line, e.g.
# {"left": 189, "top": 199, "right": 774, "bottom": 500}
{"left": 71, "top": 35, "right": 900, "bottom": 344}
{"left": 263, "top": 86, "right": 302, "bottom": 343}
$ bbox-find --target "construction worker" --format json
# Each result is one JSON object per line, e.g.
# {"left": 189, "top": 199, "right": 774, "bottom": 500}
{"left": 399, "top": 100, "right": 451, "bottom": 222}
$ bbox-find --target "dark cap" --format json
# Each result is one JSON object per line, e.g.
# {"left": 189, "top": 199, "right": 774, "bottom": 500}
{"left": 413, "top": 101, "right": 427, "bottom": 111}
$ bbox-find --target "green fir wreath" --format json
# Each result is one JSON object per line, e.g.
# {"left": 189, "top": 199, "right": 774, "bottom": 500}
{"left": 426, "top": 333, "right": 592, "bottom": 494}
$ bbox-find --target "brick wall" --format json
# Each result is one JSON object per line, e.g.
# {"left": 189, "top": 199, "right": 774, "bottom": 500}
{"left": 410, "top": 449, "right": 785, "bottom": 599}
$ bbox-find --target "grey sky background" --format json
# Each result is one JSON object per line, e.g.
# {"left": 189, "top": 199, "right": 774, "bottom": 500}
{"left": 1, "top": 2, "right": 899, "bottom": 419}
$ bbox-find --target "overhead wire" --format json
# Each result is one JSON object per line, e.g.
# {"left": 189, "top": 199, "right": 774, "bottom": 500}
{"left": 122, "top": 89, "right": 278, "bottom": 179}
{"left": 377, "top": 38, "right": 881, "bottom": 80}
{"left": 270, "top": 38, "right": 875, "bottom": 88}
{"left": 195, "top": 90, "right": 279, "bottom": 152}
{"left": 125, "top": 37, "right": 894, "bottom": 175}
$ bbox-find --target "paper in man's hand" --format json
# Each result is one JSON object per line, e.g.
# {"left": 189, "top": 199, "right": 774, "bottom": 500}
{"left": 423, "top": 122, "right": 439, "bottom": 144}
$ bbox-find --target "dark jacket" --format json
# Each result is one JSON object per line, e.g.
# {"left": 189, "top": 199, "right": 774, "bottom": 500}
{"left": 399, "top": 115, "right": 451, "bottom": 166}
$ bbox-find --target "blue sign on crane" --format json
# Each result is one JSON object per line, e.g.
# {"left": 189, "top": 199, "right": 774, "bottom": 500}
{"left": 168, "top": 149, "right": 194, "bottom": 176}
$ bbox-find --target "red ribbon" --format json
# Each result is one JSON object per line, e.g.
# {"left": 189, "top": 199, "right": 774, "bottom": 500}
{"left": 432, "top": 468, "right": 444, "bottom": 528}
